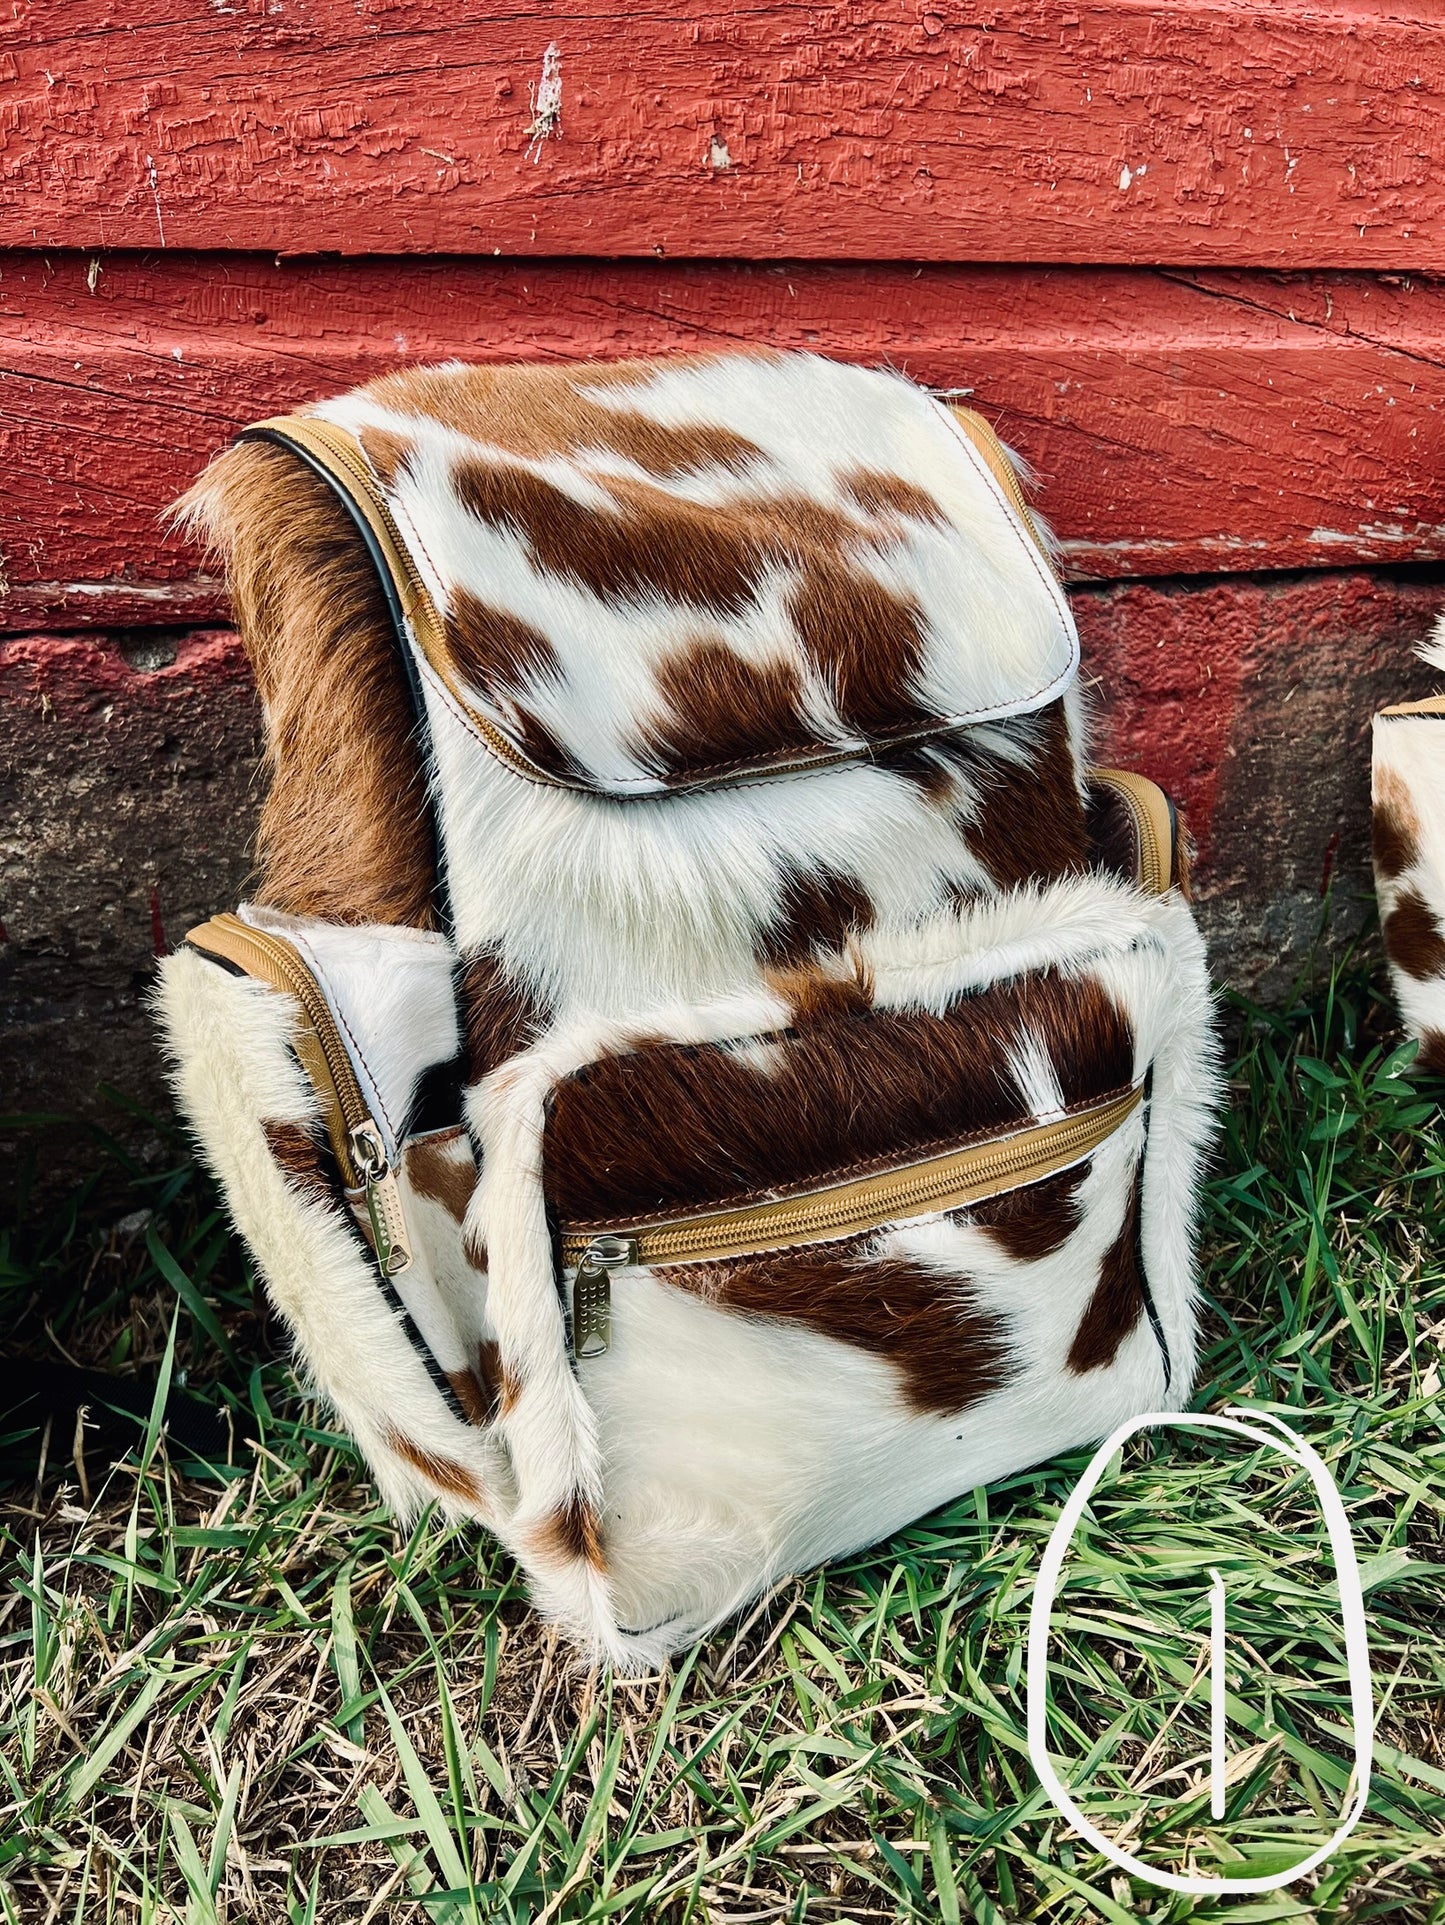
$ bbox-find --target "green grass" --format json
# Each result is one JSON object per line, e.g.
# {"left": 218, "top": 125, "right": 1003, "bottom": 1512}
{"left": 2, "top": 952, "right": 1443, "bottom": 1922}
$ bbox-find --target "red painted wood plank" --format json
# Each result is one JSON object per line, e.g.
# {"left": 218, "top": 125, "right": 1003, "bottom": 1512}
{"left": 4, "top": 3, "right": 1442, "bottom": 266}
{"left": 4, "top": 253, "right": 1443, "bottom": 628}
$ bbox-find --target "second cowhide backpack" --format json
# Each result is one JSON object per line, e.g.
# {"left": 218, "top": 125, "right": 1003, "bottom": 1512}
{"left": 157, "top": 352, "right": 1218, "bottom": 1667}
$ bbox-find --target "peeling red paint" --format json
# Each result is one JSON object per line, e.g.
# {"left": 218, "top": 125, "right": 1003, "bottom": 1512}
{"left": 4, "top": 3, "right": 1441, "bottom": 264}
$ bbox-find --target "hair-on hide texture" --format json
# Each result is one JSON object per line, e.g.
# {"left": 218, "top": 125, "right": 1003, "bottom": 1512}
{"left": 1372, "top": 617, "right": 1445, "bottom": 1073}
{"left": 163, "top": 350, "right": 1222, "bottom": 1670}
{"left": 313, "top": 351, "right": 1080, "bottom": 797}
{"left": 544, "top": 967, "right": 1134, "bottom": 1227}
{"left": 173, "top": 442, "right": 435, "bottom": 927}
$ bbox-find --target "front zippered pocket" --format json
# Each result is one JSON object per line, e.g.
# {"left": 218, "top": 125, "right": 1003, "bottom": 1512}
{"left": 185, "top": 912, "right": 414, "bottom": 1276}
{"left": 560, "top": 1082, "right": 1143, "bottom": 1355}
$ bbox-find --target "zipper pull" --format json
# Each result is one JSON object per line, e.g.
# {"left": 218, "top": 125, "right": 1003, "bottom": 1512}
{"left": 349, "top": 1121, "right": 413, "bottom": 1277}
{"left": 571, "top": 1235, "right": 635, "bottom": 1359}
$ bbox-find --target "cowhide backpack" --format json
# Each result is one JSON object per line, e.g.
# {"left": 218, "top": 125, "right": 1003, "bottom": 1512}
{"left": 157, "top": 352, "right": 1219, "bottom": 1667}
{"left": 1373, "top": 620, "right": 1445, "bottom": 1071}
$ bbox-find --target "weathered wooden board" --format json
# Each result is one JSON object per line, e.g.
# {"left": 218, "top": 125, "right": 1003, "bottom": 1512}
{"left": 4, "top": 252, "right": 1443, "bottom": 627}
{"left": 5, "top": 2, "right": 1442, "bottom": 265}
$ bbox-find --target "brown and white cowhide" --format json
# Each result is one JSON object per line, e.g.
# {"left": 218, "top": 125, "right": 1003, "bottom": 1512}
{"left": 167, "top": 352, "right": 1219, "bottom": 1667}
{"left": 1374, "top": 618, "right": 1445, "bottom": 1074}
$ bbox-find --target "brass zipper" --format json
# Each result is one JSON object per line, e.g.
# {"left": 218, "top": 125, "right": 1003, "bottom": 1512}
{"left": 185, "top": 913, "right": 414, "bottom": 1275}
{"left": 561, "top": 1083, "right": 1142, "bottom": 1352}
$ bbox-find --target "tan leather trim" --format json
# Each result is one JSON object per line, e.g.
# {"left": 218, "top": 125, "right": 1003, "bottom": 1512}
{"left": 1378, "top": 695, "right": 1445, "bottom": 717}
{"left": 1089, "top": 767, "right": 1176, "bottom": 896}
{"left": 185, "top": 911, "right": 363, "bottom": 1184}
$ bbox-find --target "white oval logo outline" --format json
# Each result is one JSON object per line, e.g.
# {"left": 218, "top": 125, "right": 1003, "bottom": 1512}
{"left": 1026, "top": 1406, "right": 1374, "bottom": 1896}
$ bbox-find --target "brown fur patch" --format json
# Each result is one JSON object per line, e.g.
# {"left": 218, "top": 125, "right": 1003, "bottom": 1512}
{"left": 443, "top": 585, "right": 586, "bottom": 781}
{"left": 463, "top": 1225, "right": 489, "bottom": 1272}
{"left": 175, "top": 440, "right": 435, "bottom": 926}
{"left": 841, "top": 468, "right": 948, "bottom": 525}
{"left": 358, "top": 427, "right": 415, "bottom": 489}
{"left": 383, "top": 1427, "right": 485, "bottom": 1505}
{"left": 457, "top": 950, "right": 553, "bottom": 1082}
{"left": 446, "top": 1368, "right": 494, "bottom": 1426}
{"left": 1067, "top": 1170, "right": 1145, "bottom": 1373}
{"left": 1418, "top": 1029, "right": 1445, "bottom": 1073}
{"left": 546, "top": 969, "right": 1134, "bottom": 1227}
{"left": 446, "top": 586, "right": 561, "bottom": 695}
{"left": 958, "top": 704, "right": 1089, "bottom": 891}
{"left": 879, "top": 705, "right": 1089, "bottom": 894}
{"left": 1084, "top": 780, "right": 1142, "bottom": 886}
{"left": 876, "top": 741, "right": 959, "bottom": 805}
{"left": 261, "top": 1120, "right": 340, "bottom": 1209}
{"left": 1373, "top": 766, "right": 1421, "bottom": 882}
{"left": 1383, "top": 887, "right": 1445, "bottom": 981}
{"left": 498, "top": 1359, "right": 524, "bottom": 1415}
{"left": 756, "top": 860, "right": 876, "bottom": 970}
{"left": 787, "top": 556, "right": 933, "bottom": 739}
{"left": 475, "top": 1341, "right": 505, "bottom": 1418}
{"left": 663, "top": 1242, "right": 1012, "bottom": 1417}
{"left": 968, "top": 1163, "right": 1088, "bottom": 1261}
{"left": 454, "top": 457, "right": 768, "bottom": 616}
{"left": 506, "top": 702, "right": 592, "bottom": 784}
{"left": 405, "top": 1132, "right": 476, "bottom": 1223}
{"left": 765, "top": 962, "right": 875, "bottom": 1024}
{"left": 638, "top": 638, "right": 820, "bottom": 780}
{"left": 530, "top": 1493, "right": 606, "bottom": 1569}
{"left": 370, "top": 356, "right": 765, "bottom": 477}
{"left": 1023, "top": 972, "right": 1136, "bottom": 1109}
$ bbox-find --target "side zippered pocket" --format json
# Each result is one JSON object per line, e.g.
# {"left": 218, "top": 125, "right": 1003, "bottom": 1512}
{"left": 185, "top": 913, "right": 414, "bottom": 1277}
{"left": 560, "top": 1083, "right": 1143, "bottom": 1356}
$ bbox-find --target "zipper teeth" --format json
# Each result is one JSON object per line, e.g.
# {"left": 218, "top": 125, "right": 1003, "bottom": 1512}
{"left": 189, "top": 916, "right": 371, "bottom": 1179}
{"left": 1138, "top": 802, "right": 1164, "bottom": 894}
{"left": 1116, "top": 780, "right": 1164, "bottom": 894}
{"left": 563, "top": 1086, "right": 1140, "bottom": 1266}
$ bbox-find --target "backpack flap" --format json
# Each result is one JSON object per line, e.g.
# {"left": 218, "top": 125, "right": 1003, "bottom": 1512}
{"left": 247, "top": 354, "right": 1077, "bottom": 796}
